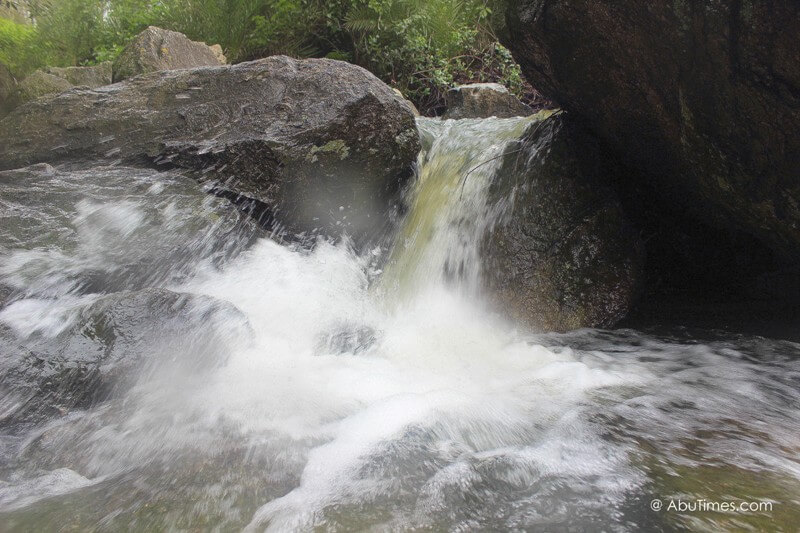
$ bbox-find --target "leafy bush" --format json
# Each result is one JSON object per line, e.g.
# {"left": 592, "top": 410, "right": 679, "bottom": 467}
{"left": 28, "top": 0, "right": 106, "bottom": 67}
{"left": 0, "top": 0, "right": 545, "bottom": 114}
{"left": 0, "top": 15, "right": 38, "bottom": 75}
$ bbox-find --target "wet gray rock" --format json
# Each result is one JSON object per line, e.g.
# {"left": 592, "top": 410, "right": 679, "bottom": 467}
{"left": 0, "top": 56, "right": 420, "bottom": 241}
{"left": 113, "top": 26, "right": 226, "bottom": 82}
{"left": 444, "top": 83, "right": 532, "bottom": 119}
{"left": 0, "top": 289, "right": 252, "bottom": 425}
{"left": 43, "top": 62, "right": 112, "bottom": 88}
{"left": 483, "top": 112, "right": 644, "bottom": 332}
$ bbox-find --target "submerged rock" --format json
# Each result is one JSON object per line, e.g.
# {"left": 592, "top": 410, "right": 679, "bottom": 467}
{"left": 0, "top": 163, "right": 262, "bottom": 297}
{"left": 0, "top": 56, "right": 420, "bottom": 241}
{"left": 316, "top": 323, "right": 377, "bottom": 355}
{"left": 444, "top": 83, "right": 532, "bottom": 119}
{"left": 0, "top": 288, "right": 252, "bottom": 425}
{"left": 503, "top": 1, "right": 800, "bottom": 261}
{"left": 113, "top": 26, "right": 226, "bottom": 82}
{"left": 483, "top": 112, "right": 643, "bottom": 332}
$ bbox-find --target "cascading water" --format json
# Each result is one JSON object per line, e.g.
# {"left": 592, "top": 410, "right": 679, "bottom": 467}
{"left": 379, "top": 117, "right": 532, "bottom": 298}
{"left": 0, "top": 119, "right": 798, "bottom": 532}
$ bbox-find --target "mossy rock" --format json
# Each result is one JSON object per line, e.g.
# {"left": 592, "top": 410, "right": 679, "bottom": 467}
{"left": 483, "top": 112, "right": 644, "bottom": 332}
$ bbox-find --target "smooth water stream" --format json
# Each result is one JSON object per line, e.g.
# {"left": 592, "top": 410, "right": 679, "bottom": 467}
{"left": 0, "top": 119, "right": 798, "bottom": 531}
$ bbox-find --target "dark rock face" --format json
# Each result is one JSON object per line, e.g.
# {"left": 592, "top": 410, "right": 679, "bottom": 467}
{"left": 43, "top": 62, "right": 112, "bottom": 87}
{"left": 0, "top": 56, "right": 420, "bottom": 240}
{"left": 0, "top": 289, "right": 252, "bottom": 425}
{"left": 113, "top": 26, "right": 226, "bottom": 82}
{"left": 483, "top": 113, "right": 643, "bottom": 332}
{"left": 504, "top": 1, "right": 800, "bottom": 260}
{"left": 444, "top": 83, "right": 532, "bottom": 119}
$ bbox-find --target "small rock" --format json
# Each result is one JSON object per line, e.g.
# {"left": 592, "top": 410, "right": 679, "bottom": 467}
{"left": 392, "top": 88, "right": 420, "bottom": 116}
{"left": 316, "top": 324, "right": 377, "bottom": 355}
{"left": 13, "top": 70, "right": 73, "bottom": 106}
{"left": 209, "top": 44, "right": 227, "bottom": 64}
{"left": 113, "top": 26, "right": 226, "bottom": 82}
{"left": 43, "top": 62, "right": 112, "bottom": 87}
{"left": 444, "top": 83, "right": 532, "bottom": 119}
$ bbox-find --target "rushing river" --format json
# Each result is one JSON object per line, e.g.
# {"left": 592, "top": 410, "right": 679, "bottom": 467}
{"left": 0, "top": 118, "right": 798, "bottom": 531}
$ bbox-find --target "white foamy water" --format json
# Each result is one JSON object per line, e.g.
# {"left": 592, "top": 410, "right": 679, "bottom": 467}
{"left": 0, "top": 120, "right": 798, "bottom": 531}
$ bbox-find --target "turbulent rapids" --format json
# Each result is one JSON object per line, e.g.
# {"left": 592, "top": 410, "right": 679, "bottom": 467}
{"left": 0, "top": 118, "right": 799, "bottom": 531}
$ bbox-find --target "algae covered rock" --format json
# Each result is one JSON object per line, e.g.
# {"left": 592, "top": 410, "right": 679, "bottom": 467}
{"left": 0, "top": 56, "right": 420, "bottom": 241}
{"left": 113, "top": 26, "right": 226, "bottom": 82}
{"left": 483, "top": 112, "right": 643, "bottom": 332}
{"left": 444, "top": 83, "right": 532, "bottom": 119}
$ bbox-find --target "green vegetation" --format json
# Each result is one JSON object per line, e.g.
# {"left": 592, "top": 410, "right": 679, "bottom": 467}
{"left": 0, "top": 15, "right": 37, "bottom": 73}
{"left": 0, "top": 0, "right": 542, "bottom": 114}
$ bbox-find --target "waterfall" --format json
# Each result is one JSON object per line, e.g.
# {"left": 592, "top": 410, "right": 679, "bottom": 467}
{"left": 0, "top": 120, "right": 798, "bottom": 531}
{"left": 379, "top": 116, "right": 533, "bottom": 298}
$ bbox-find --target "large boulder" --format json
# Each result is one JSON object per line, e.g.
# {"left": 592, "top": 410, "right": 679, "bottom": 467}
{"left": 483, "top": 112, "right": 643, "bottom": 332}
{"left": 503, "top": 1, "right": 800, "bottom": 261}
{"left": 113, "top": 26, "right": 226, "bottom": 82}
{"left": 443, "top": 83, "right": 532, "bottom": 119}
{"left": 0, "top": 56, "right": 421, "bottom": 241}
{"left": 43, "top": 62, "right": 112, "bottom": 87}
